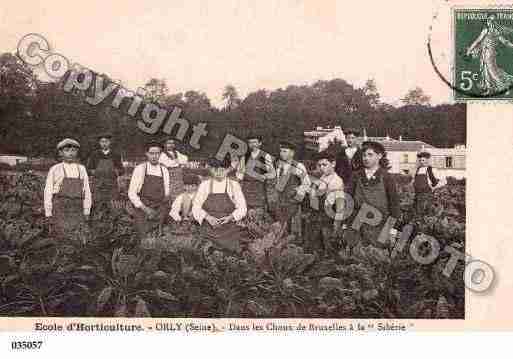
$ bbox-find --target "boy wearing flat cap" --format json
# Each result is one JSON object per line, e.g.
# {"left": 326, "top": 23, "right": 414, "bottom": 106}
{"left": 44, "top": 138, "right": 92, "bottom": 239}
{"left": 86, "top": 133, "right": 124, "bottom": 211}
{"left": 412, "top": 151, "right": 445, "bottom": 216}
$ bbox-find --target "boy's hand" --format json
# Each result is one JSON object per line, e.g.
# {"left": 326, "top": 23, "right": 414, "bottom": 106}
{"left": 218, "top": 215, "right": 233, "bottom": 225}
{"left": 205, "top": 215, "right": 220, "bottom": 227}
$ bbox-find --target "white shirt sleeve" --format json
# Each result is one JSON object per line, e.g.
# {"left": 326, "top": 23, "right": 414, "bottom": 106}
{"left": 294, "top": 162, "right": 312, "bottom": 196}
{"left": 229, "top": 179, "right": 247, "bottom": 221}
{"left": 80, "top": 165, "right": 92, "bottom": 215}
{"left": 235, "top": 156, "right": 245, "bottom": 181}
{"left": 128, "top": 164, "right": 145, "bottom": 208}
{"left": 192, "top": 180, "right": 209, "bottom": 224}
{"left": 264, "top": 153, "right": 276, "bottom": 179}
{"left": 44, "top": 164, "right": 57, "bottom": 217}
{"left": 431, "top": 167, "right": 446, "bottom": 188}
{"left": 162, "top": 166, "right": 170, "bottom": 197}
{"left": 158, "top": 152, "right": 174, "bottom": 168}
{"left": 169, "top": 194, "right": 183, "bottom": 221}
{"left": 177, "top": 151, "right": 188, "bottom": 166}
{"left": 328, "top": 175, "right": 344, "bottom": 193}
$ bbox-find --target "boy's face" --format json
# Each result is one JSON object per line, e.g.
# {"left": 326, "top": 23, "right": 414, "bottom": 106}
{"left": 279, "top": 148, "right": 294, "bottom": 161}
{"left": 60, "top": 146, "right": 78, "bottom": 162}
{"left": 184, "top": 184, "right": 198, "bottom": 193}
{"left": 99, "top": 138, "right": 111, "bottom": 150}
{"left": 165, "top": 140, "right": 176, "bottom": 152}
{"left": 362, "top": 148, "right": 382, "bottom": 168}
{"left": 317, "top": 159, "right": 335, "bottom": 176}
{"left": 248, "top": 139, "right": 261, "bottom": 151}
{"left": 346, "top": 134, "right": 357, "bottom": 147}
{"left": 146, "top": 146, "right": 162, "bottom": 165}
{"left": 418, "top": 157, "right": 429, "bottom": 166}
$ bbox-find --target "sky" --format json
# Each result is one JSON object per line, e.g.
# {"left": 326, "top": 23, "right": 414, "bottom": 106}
{"left": 0, "top": 0, "right": 464, "bottom": 108}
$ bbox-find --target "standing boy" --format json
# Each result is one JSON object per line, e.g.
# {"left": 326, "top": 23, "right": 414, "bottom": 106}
{"left": 159, "top": 138, "right": 188, "bottom": 205}
{"left": 309, "top": 150, "right": 345, "bottom": 257}
{"left": 235, "top": 134, "right": 275, "bottom": 210}
{"left": 335, "top": 129, "right": 363, "bottom": 194}
{"left": 128, "top": 142, "right": 170, "bottom": 241}
{"left": 271, "top": 140, "right": 311, "bottom": 231}
{"left": 44, "top": 138, "right": 92, "bottom": 239}
{"left": 413, "top": 151, "right": 444, "bottom": 216}
{"left": 348, "top": 141, "right": 400, "bottom": 250}
{"left": 87, "top": 133, "right": 124, "bottom": 212}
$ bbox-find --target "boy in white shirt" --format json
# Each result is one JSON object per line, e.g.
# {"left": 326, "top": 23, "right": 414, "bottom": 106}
{"left": 169, "top": 174, "right": 201, "bottom": 223}
{"left": 192, "top": 157, "right": 248, "bottom": 254}
{"left": 128, "top": 141, "right": 170, "bottom": 241}
{"left": 309, "top": 150, "right": 345, "bottom": 257}
{"left": 44, "top": 138, "right": 92, "bottom": 239}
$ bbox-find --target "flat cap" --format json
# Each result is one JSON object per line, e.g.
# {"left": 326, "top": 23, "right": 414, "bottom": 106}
{"left": 97, "top": 132, "right": 112, "bottom": 140}
{"left": 279, "top": 140, "right": 298, "bottom": 151}
{"left": 57, "top": 138, "right": 80, "bottom": 150}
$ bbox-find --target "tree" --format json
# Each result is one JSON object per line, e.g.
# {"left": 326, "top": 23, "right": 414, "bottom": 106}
{"left": 362, "top": 79, "right": 380, "bottom": 107}
{"left": 401, "top": 87, "right": 431, "bottom": 106}
{"left": 222, "top": 84, "right": 241, "bottom": 111}
{"left": 142, "top": 78, "right": 168, "bottom": 104}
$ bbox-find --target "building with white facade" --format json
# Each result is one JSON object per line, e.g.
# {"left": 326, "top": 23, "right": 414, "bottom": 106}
{"left": 0, "top": 154, "right": 28, "bottom": 166}
{"left": 304, "top": 128, "right": 466, "bottom": 178}
{"left": 304, "top": 126, "right": 346, "bottom": 152}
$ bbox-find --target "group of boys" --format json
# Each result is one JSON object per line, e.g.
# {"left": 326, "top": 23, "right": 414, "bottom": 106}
{"left": 44, "top": 129, "right": 444, "bottom": 256}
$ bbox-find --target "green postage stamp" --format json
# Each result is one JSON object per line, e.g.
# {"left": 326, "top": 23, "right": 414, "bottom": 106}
{"left": 453, "top": 8, "right": 513, "bottom": 100}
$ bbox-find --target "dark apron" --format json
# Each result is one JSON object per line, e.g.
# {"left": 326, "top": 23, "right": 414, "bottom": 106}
{"left": 353, "top": 175, "right": 389, "bottom": 247}
{"left": 199, "top": 180, "right": 247, "bottom": 255}
{"left": 167, "top": 166, "right": 184, "bottom": 205}
{"left": 134, "top": 164, "right": 169, "bottom": 240}
{"left": 413, "top": 170, "right": 433, "bottom": 216}
{"left": 242, "top": 156, "right": 268, "bottom": 209}
{"left": 52, "top": 164, "right": 85, "bottom": 239}
{"left": 94, "top": 157, "right": 118, "bottom": 204}
{"left": 271, "top": 164, "right": 302, "bottom": 223}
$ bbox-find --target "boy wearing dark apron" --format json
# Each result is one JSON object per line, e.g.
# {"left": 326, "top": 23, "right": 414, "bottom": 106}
{"left": 159, "top": 138, "right": 188, "bottom": 206}
{"left": 87, "top": 133, "right": 124, "bottom": 212}
{"left": 236, "top": 134, "right": 274, "bottom": 210}
{"left": 269, "top": 141, "right": 311, "bottom": 232}
{"left": 192, "top": 157, "right": 248, "bottom": 255}
{"left": 44, "top": 138, "right": 92, "bottom": 239}
{"left": 128, "top": 142, "right": 170, "bottom": 242}
{"left": 413, "top": 151, "right": 442, "bottom": 217}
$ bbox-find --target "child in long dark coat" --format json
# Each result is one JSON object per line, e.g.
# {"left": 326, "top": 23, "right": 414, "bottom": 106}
{"left": 346, "top": 141, "right": 400, "bottom": 251}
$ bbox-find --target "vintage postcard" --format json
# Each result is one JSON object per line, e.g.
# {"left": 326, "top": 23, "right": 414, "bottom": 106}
{"left": 1, "top": 0, "right": 513, "bottom": 352}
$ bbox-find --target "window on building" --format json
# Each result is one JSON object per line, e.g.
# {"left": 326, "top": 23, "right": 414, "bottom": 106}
{"left": 445, "top": 156, "right": 453, "bottom": 168}
{"left": 402, "top": 154, "right": 409, "bottom": 163}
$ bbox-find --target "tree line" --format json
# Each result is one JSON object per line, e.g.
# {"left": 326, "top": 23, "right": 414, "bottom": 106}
{"left": 0, "top": 52, "right": 466, "bottom": 162}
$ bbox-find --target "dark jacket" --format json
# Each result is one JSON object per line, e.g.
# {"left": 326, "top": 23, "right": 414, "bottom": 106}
{"left": 335, "top": 146, "right": 363, "bottom": 193}
{"left": 86, "top": 149, "right": 124, "bottom": 176}
{"left": 351, "top": 167, "right": 401, "bottom": 221}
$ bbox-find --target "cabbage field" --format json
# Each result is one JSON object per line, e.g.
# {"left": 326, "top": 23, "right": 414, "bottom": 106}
{"left": 0, "top": 170, "right": 465, "bottom": 318}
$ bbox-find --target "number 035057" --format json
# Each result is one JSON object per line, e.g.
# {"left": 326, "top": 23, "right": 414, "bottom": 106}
{"left": 11, "top": 341, "right": 43, "bottom": 350}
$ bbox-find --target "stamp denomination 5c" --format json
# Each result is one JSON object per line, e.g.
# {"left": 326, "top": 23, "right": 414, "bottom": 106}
{"left": 454, "top": 8, "right": 513, "bottom": 100}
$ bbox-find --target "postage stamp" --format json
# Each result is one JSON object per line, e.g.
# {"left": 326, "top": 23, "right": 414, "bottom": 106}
{"left": 453, "top": 7, "right": 513, "bottom": 100}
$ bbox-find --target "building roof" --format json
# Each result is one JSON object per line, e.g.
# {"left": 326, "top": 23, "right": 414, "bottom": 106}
{"left": 353, "top": 137, "right": 435, "bottom": 152}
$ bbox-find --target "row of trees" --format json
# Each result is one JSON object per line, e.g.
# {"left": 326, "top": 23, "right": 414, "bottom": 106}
{"left": 0, "top": 52, "right": 466, "bottom": 161}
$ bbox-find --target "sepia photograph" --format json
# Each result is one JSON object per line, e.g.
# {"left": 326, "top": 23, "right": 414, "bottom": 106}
{"left": 3, "top": 0, "right": 504, "bottom": 327}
